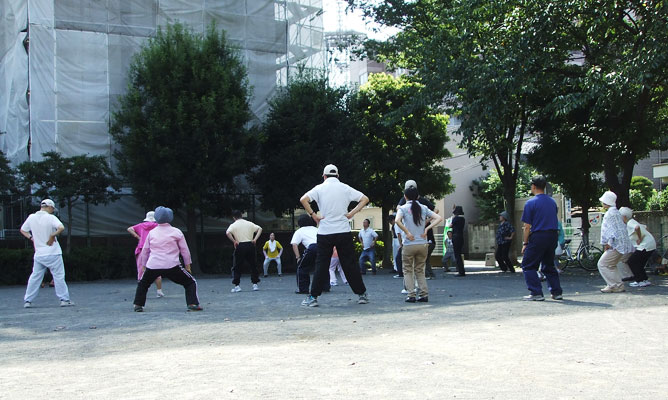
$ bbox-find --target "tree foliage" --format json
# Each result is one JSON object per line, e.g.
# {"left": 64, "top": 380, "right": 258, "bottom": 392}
{"left": 17, "top": 152, "right": 120, "bottom": 253}
{"left": 470, "top": 165, "right": 539, "bottom": 222}
{"left": 351, "top": 73, "right": 453, "bottom": 266}
{"left": 111, "top": 23, "right": 254, "bottom": 270}
{"left": 252, "top": 74, "right": 362, "bottom": 217}
{"left": 0, "top": 151, "right": 16, "bottom": 195}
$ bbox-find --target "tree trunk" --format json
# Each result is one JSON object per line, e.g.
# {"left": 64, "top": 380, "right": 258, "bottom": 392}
{"left": 381, "top": 203, "right": 392, "bottom": 269}
{"left": 185, "top": 207, "right": 202, "bottom": 274}
{"left": 66, "top": 200, "right": 73, "bottom": 254}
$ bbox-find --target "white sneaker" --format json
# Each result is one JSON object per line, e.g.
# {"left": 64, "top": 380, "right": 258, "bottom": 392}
{"left": 252, "top": 283, "right": 259, "bottom": 291}
{"left": 24, "top": 301, "right": 32, "bottom": 308}
{"left": 156, "top": 289, "right": 165, "bottom": 297}
{"left": 60, "top": 300, "right": 75, "bottom": 307}
{"left": 231, "top": 285, "right": 242, "bottom": 293}
{"left": 629, "top": 281, "right": 640, "bottom": 287}
{"left": 639, "top": 280, "right": 652, "bottom": 287}
{"left": 330, "top": 281, "right": 338, "bottom": 286}
{"left": 401, "top": 289, "right": 409, "bottom": 294}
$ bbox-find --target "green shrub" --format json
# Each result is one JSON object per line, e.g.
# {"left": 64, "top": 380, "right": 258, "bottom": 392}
{"left": 646, "top": 190, "right": 661, "bottom": 211}
{"left": 199, "top": 247, "right": 235, "bottom": 274}
{"left": 354, "top": 237, "right": 385, "bottom": 264}
{"left": 660, "top": 190, "right": 668, "bottom": 211}
{"left": 0, "top": 246, "right": 137, "bottom": 286}
{"left": 630, "top": 176, "right": 654, "bottom": 201}
{"left": 0, "top": 248, "right": 34, "bottom": 285}
{"left": 629, "top": 189, "right": 648, "bottom": 211}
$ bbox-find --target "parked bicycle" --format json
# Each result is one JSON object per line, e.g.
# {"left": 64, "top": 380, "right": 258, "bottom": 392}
{"left": 645, "top": 234, "right": 668, "bottom": 274}
{"left": 557, "top": 229, "right": 603, "bottom": 272}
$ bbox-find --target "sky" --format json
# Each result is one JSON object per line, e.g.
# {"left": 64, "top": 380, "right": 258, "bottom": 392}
{"left": 321, "top": 0, "right": 397, "bottom": 40}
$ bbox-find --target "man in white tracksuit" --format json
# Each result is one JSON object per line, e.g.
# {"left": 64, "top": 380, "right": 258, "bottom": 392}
{"left": 20, "top": 199, "right": 74, "bottom": 308}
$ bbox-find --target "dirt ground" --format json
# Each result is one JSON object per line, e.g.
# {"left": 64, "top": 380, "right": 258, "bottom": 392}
{"left": 1, "top": 262, "right": 667, "bottom": 400}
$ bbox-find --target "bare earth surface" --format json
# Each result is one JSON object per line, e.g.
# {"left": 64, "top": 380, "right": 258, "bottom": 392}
{"left": 1, "top": 261, "right": 667, "bottom": 400}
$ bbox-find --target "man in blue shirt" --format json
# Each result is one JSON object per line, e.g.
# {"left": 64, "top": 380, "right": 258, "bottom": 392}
{"left": 520, "top": 175, "right": 563, "bottom": 301}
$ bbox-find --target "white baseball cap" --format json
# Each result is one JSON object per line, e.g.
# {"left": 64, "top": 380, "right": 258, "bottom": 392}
{"left": 323, "top": 164, "right": 338, "bottom": 176}
{"left": 40, "top": 199, "right": 57, "bottom": 210}
{"left": 404, "top": 179, "right": 417, "bottom": 190}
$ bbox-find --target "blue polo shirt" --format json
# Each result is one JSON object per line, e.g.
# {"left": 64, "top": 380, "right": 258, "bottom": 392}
{"left": 521, "top": 194, "right": 558, "bottom": 232}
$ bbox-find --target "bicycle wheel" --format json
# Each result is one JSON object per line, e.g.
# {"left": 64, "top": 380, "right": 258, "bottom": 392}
{"left": 577, "top": 245, "right": 603, "bottom": 271}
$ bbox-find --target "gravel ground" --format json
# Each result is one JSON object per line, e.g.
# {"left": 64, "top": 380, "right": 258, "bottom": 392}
{"left": 1, "top": 261, "right": 667, "bottom": 400}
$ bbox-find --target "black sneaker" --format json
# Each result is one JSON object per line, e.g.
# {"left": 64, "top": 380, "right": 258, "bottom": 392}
{"left": 417, "top": 296, "right": 429, "bottom": 303}
{"left": 134, "top": 305, "right": 144, "bottom": 312}
{"left": 405, "top": 297, "right": 416, "bottom": 303}
{"left": 187, "top": 304, "right": 203, "bottom": 311}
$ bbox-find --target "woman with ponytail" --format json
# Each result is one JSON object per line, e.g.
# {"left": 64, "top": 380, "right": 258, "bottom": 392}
{"left": 395, "top": 187, "right": 443, "bottom": 303}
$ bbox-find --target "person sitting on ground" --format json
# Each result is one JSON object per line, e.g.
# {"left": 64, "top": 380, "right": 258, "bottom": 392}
{"left": 133, "top": 206, "right": 202, "bottom": 312}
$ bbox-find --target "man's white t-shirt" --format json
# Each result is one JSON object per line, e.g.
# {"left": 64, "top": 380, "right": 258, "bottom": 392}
{"left": 358, "top": 227, "right": 378, "bottom": 249}
{"left": 21, "top": 211, "right": 64, "bottom": 256}
{"left": 626, "top": 218, "right": 656, "bottom": 251}
{"left": 290, "top": 226, "right": 318, "bottom": 247}
{"left": 306, "top": 177, "right": 363, "bottom": 235}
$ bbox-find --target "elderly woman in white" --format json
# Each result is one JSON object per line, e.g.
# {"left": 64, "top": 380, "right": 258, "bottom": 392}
{"left": 597, "top": 191, "right": 635, "bottom": 293}
{"left": 619, "top": 207, "right": 656, "bottom": 287}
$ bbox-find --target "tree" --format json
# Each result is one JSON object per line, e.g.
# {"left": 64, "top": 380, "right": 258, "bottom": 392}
{"left": 351, "top": 73, "right": 453, "bottom": 267}
{"left": 0, "top": 150, "right": 16, "bottom": 195}
{"left": 537, "top": 1, "right": 668, "bottom": 206}
{"left": 348, "top": 0, "right": 573, "bottom": 224}
{"left": 111, "top": 23, "right": 254, "bottom": 272}
{"left": 17, "top": 152, "right": 120, "bottom": 253}
{"left": 252, "top": 74, "right": 362, "bottom": 218}
{"left": 470, "top": 165, "right": 539, "bottom": 223}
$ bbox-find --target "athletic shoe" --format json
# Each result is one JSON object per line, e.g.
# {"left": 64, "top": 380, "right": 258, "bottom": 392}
{"left": 401, "top": 289, "right": 409, "bottom": 294}
{"left": 263, "top": 274, "right": 268, "bottom": 278}
{"left": 629, "top": 281, "right": 640, "bottom": 287}
{"left": 600, "top": 285, "right": 625, "bottom": 293}
{"left": 187, "top": 304, "right": 203, "bottom": 311}
{"left": 426, "top": 276, "right": 433, "bottom": 280}
{"left": 60, "top": 300, "right": 75, "bottom": 307}
{"left": 252, "top": 283, "right": 259, "bottom": 291}
{"left": 278, "top": 274, "right": 282, "bottom": 277}
{"left": 231, "top": 285, "right": 242, "bottom": 293}
{"left": 522, "top": 294, "right": 545, "bottom": 301}
{"left": 417, "top": 296, "right": 429, "bottom": 303}
{"left": 134, "top": 305, "right": 143, "bottom": 312}
{"left": 156, "top": 289, "right": 165, "bottom": 298}
{"left": 393, "top": 274, "right": 402, "bottom": 279}
{"left": 358, "top": 293, "right": 369, "bottom": 304}
{"left": 23, "top": 301, "right": 32, "bottom": 308}
{"left": 405, "top": 297, "right": 416, "bottom": 303}
{"left": 638, "top": 280, "right": 652, "bottom": 287}
{"left": 551, "top": 294, "right": 563, "bottom": 300}
{"left": 301, "top": 296, "right": 318, "bottom": 307}
{"left": 330, "top": 282, "right": 338, "bottom": 286}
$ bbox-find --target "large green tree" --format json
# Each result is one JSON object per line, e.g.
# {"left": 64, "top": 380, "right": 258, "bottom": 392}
{"left": 111, "top": 23, "right": 254, "bottom": 271}
{"left": 17, "top": 152, "right": 119, "bottom": 253}
{"left": 252, "top": 74, "right": 362, "bottom": 218}
{"left": 0, "top": 151, "right": 16, "bottom": 195}
{"left": 352, "top": 73, "right": 453, "bottom": 267}
{"left": 349, "top": 0, "right": 573, "bottom": 223}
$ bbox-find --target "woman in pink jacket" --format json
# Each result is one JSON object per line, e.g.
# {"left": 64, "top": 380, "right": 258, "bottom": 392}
{"left": 127, "top": 211, "right": 164, "bottom": 297}
{"left": 133, "top": 207, "right": 202, "bottom": 312}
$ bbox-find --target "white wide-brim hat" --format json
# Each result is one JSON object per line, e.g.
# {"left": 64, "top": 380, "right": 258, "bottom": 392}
{"left": 599, "top": 191, "right": 617, "bottom": 207}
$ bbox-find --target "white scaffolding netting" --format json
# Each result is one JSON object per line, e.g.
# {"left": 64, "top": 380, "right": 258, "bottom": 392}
{"left": 0, "top": 0, "right": 324, "bottom": 235}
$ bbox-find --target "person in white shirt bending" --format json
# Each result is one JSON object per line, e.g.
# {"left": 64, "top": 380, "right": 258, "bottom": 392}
{"left": 358, "top": 218, "right": 378, "bottom": 275}
{"left": 20, "top": 199, "right": 74, "bottom": 308}
{"left": 619, "top": 207, "right": 656, "bottom": 287}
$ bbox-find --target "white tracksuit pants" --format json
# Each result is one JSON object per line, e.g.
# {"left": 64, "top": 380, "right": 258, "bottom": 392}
{"left": 24, "top": 254, "right": 70, "bottom": 302}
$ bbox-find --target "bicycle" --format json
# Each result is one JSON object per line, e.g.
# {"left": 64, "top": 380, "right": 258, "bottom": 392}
{"left": 645, "top": 234, "right": 668, "bottom": 275}
{"left": 557, "top": 229, "right": 603, "bottom": 272}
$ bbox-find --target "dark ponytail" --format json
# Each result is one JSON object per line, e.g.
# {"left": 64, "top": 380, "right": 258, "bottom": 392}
{"left": 404, "top": 187, "right": 423, "bottom": 226}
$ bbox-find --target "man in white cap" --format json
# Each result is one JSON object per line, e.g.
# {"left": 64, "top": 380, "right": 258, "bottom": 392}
{"left": 20, "top": 199, "right": 74, "bottom": 308}
{"left": 597, "top": 191, "right": 634, "bottom": 293}
{"left": 299, "top": 164, "right": 370, "bottom": 307}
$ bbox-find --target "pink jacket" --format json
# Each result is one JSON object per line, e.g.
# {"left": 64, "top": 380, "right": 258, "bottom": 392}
{"left": 139, "top": 224, "right": 192, "bottom": 270}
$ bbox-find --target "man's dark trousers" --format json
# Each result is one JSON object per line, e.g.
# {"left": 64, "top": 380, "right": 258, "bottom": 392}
{"left": 521, "top": 230, "right": 562, "bottom": 296}
{"left": 296, "top": 243, "right": 317, "bottom": 293}
{"left": 232, "top": 242, "right": 260, "bottom": 285}
{"left": 311, "top": 233, "right": 366, "bottom": 297}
